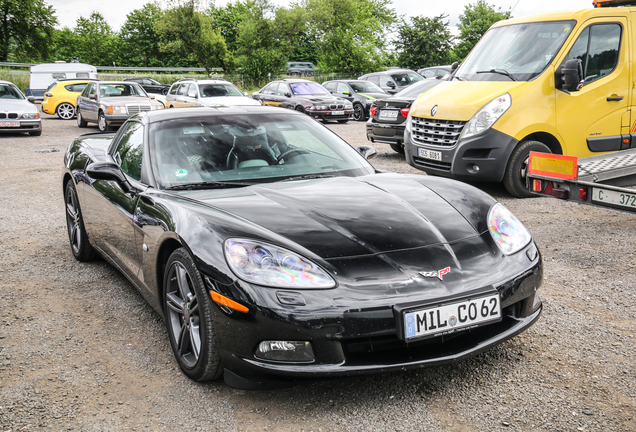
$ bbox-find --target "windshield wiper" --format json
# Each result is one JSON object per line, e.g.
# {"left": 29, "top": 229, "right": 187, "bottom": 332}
{"left": 165, "top": 181, "right": 254, "bottom": 191}
{"left": 476, "top": 69, "right": 517, "bottom": 81}
{"left": 280, "top": 174, "right": 337, "bottom": 182}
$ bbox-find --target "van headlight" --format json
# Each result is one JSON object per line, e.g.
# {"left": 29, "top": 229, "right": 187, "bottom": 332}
{"left": 460, "top": 93, "right": 511, "bottom": 140}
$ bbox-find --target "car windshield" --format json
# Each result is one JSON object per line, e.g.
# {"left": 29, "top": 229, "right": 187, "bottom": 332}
{"left": 149, "top": 113, "right": 375, "bottom": 189}
{"left": 392, "top": 79, "right": 441, "bottom": 98}
{"left": 99, "top": 83, "right": 147, "bottom": 97}
{"left": 390, "top": 72, "right": 423, "bottom": 87}
{"left": 0, "top": 84, "right": 25, "bottom": 100}
{"left": 289, "top": 82, "right": 330, "bottom": 95}
{"left": 199, "top": 84, "right": 243, "bottom": 97}
{"left": 456, "top": 20, "right": 575, "bottom": 82}
{"left": 349, "top": 81, "right": 386, "bottom": 93}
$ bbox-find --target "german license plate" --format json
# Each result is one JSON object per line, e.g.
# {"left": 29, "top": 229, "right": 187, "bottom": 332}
{"left": 0, "top": 121, "right": 20, "bottom": 127}
{"left": 592, "top": 187, "right": 636, "bottom": 209}
{"left": 379, "top": 110, "right": 398, "bottom": 119}
{"left": 330, "top": 110, "right": 344, "bottom": 115}
{"left": 417, "top": 148, "right": 442, "bottom": 161}
{"left": 404, "top": 293, "right": 501, "bottom": 340}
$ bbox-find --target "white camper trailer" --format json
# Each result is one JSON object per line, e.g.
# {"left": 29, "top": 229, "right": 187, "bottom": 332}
{"left": 26, "top": 62, "right": 97, "bottom": 101}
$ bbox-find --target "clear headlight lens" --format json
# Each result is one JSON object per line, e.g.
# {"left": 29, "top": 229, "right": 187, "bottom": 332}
{"left": 344, "top": 102, "right": 353, "bottom": 109}
{"left": 488, "top": 203, "right": 532, "bottom": 255}
{"left": 460, "top": 93, "right": 511, "bottom": 140}
{"left": 405, "top": 112, "right": 413, "bottom": 133}
{"left": 108, "top": 106, "right": 127, "bottom": 114}
{"left": 224, "top": 239, "right": 336, "bottom": 288}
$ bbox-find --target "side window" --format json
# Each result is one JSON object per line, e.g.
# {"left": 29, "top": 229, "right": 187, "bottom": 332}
{"left": 276, "top": 83, "right": 289, "bottom": 96}
{"left": 565, "top": 23, "right": 621, "bottom": 85}
{"left": 177, "top": 83, "right": 190, "bottom": 96}
{"left": 188, "top": 85, "right": 198, "bottom": 98}
{"left": 323, "top": 82, "right": 335, "bottom": 91}
{"left": 169, "top": 84, "right": 179, "bottom": 95}
{"left": 367, "top": 75, "right": 380, "bottom": 86}
{"left": 88, "top": 83, "right": 97, "bottom": 97}
{"left": 336, "top": 82, "right": 350, "bottom": 94}
{"left": 76, "top": 73, "right": 89, "bottom": 78}
{"left": 114, "top": 122, "right": 145, "bottom": 181}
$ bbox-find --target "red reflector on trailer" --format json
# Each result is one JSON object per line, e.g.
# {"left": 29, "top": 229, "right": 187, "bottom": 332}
{"left": 552, "top": 188, "right": 568, "bottom": 199}
{"left": 544, "top": 182, "right": 554, "bottom": 195}
{"left": 579, "top": 187, "right": 588, "bottom": 200}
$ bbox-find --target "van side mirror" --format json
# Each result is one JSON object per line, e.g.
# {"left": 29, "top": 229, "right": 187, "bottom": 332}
{"left": 557, "top": 58, "right": 584, "bottom": 92}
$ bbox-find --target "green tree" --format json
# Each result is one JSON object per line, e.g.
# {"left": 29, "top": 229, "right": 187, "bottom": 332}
{"left": 208, "top": 1, "right": 252, "bottom": 52}
{"left": 73, "top": 12, "right": 118, "bottom": 66}
{"left": 48, "top": 27, "right": 78, "bottom": 62}
{"left": 454, "top": 0, "right": 512, "bottom": 60}
{"left": 274, "top": 5, "right": 317, "bottom": 64}
{"left": 0, "top": 0, "right": 57, "bottom": 62}
{"left": 234, "top": 0, "right": 286, "bottom": 82}
{"left": 118, "top": 3, "right": 166, "bottom": 67}
{"left": 395, "top": 15, "right": 453, "bottom": 70}
{"left": 157, "top": 0, "right": 234, "bottom": 74}
{"left": 302, "top": 0, "right": 396, "bottom": 73}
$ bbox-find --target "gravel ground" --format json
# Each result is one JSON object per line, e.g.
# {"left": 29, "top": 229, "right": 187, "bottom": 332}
{"left": 1, "top": 113, "right": 635, "bottom": 432}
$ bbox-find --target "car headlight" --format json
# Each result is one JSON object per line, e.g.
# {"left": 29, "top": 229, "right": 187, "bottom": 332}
{"left": 21, "top": 113, "right": 39, "bottom": 119}
{"left": 108, "top": 106, "right": 127, "bottom": 114}
{"left": 460, "top": 93, "right": 511, "bottom": 140}
{"left": 308, "top": 106, "right": 315, "bottom": 110}
{"left": 344, "top": 102, "right": 353, "bottom": 109}
{"left": 224, "top": 239, "right": 336, "bottom": 288}
{"left": 405, "top": 112, "right": 413, "bottom": 133}
{"left": 488, "top": 203, "right": 532, "bottom": 255}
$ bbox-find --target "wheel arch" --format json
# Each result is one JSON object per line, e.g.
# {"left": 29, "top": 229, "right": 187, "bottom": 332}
{"left": 155, "top": 237, "right": 184, "bottom": 314}
{"left": 519, "top": 132, "right": 563, "bottom": 155}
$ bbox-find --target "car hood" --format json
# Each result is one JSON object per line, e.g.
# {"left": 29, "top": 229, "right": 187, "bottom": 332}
{"left": 409, "top": 80, "right": 526, "bottom": 121}
{"left": 99, "top": 96, "right": 159, "bottom": 105}
{"left": 1, "top": 99, "right": 37, "bottom": 112}
{"left": 295, "top": 95, "right": 346, "bottom": 105}
{"left": 181, "top": 173, "right": 491, "bottom": 260}
{"left": 200, "top": 97, "right": 261, "bottom": 107}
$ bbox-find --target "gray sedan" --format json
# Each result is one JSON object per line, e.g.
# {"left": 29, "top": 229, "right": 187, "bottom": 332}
{"left": 0, "top": 80, "right": 42, "bottom": 136}
{"left": 76, "top": 81, "right": 163, "bottom": 132}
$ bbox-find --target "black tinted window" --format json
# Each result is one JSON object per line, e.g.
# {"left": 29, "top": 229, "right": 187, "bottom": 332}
{"left": 565, "top": 23, "right": 621, "bottom": 85}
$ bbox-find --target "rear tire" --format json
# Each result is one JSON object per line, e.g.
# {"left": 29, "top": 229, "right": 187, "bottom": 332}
{"left": 390, "top": 143, "right": 404, "bottom": 154}
{"left": 503, "top": 140, "right": 551, "bottom": 198}
{"left": 56, "top": 102, "right": 75, "bottom": 120}
{"left": 77, "top": 110, "right": 87, "bottom": 128}
{"left": 163, "top": 248, "right": 222, "bottom": 382}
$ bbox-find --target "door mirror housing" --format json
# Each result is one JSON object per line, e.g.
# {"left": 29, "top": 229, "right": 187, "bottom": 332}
{"left": 356, "top": 145, "right": 377, "bottom": 160}
{"left": 557, "top": 58, "right": 584, "bottom": 92}
{"left": 86, "top": 162, "right": 134, "bottom": 194}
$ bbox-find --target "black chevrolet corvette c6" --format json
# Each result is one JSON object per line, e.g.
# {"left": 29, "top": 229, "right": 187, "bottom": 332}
{"left": 62, "top": 106, "right": 542, "bottom": 389}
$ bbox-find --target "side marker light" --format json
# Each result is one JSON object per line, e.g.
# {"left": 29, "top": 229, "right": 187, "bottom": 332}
{"left": 209, "top": 291, "right": 249, "bottom": 313}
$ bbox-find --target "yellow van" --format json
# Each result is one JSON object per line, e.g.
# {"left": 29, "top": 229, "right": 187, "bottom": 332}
{"left": 405, "top": 0, "right": 635, "bottom": 197}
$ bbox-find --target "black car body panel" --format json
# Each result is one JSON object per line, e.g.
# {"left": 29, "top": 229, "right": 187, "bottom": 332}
{"left": 322, "top": 80, "right": 388, "bottom": 121}
{"left": 123, "top": 78, "right": 170, "bottom": 95}
{"left": 63, "top": 106, "right": 542, "bottom": 388}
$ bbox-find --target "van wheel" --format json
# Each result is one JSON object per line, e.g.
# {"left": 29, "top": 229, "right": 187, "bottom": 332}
{"left": 390, "top": 143, "right": 404, "bottom": 154}
{"left": 504, "top": 140, "right": 550, "bottom": 198}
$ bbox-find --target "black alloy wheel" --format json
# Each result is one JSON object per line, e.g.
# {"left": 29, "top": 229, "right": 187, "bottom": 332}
{"left": 64, "top": 181, "right": 95, "bottom": 262}
{"left": 164, "top": 248, "right": 222, "bottom": 381}
{"left": 76, "top": 110, "right": 87, "bottom": 128}
{"left": 503, "top": 140, "right": 551, "bottom": 198}
{"left": 56, "top": 103, "right": 75, "bottom": 120}
{"left": 161, "top": 88, "right": 168, "bottom": 95}
{"left": 352, "top": 103, "right": 365, "bottom": 121}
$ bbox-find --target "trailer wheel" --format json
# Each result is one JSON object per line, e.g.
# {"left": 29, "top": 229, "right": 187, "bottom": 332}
{"left": 504, "top": 140, "right": 550, "bottom": 198}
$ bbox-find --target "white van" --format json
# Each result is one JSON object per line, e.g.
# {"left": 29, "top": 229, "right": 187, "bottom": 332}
{"left": 26, "top": 62, "right": 97, "bottom": 101}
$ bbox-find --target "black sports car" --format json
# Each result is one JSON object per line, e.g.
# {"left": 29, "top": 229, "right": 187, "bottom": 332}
{"left": 63, "top": 106, "right": 542, "bottom": 389}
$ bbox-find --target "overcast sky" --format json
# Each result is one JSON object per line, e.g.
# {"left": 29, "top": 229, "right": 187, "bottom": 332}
{"left": 46, "top": 0, "right": 592, "bottom": 32}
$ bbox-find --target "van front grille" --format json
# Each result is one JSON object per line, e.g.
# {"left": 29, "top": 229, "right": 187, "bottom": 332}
{"left": 411, "top": 117, "right": 465, "bottom": 147}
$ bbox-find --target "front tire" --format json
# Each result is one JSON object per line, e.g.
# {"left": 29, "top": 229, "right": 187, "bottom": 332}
{"left": 64, "top": 181, "right": 96, "bottom": 262}
{"left": 97, "top": 112, "right": 108, "bottom": 133}
{"left": 164, "top": 248, "right": 222, "bottom": 382}
{"left": 56, "top": 102, "right": 75, "bottom": 120}
{"left": 503, "top": 140, "right": 551, "bottom": 198}
{"left": 352, "top": 103, "right": 365, "bottom": 121}
{"left": 295, "top": 105, "right": 305, "bottom": 113}
{"left": 390, "top": 143, "right": 404, "bottom": 154}
{"left": 76, "top": 110, "right": 87, "bottom": 128}
{"left": 161, "top": 88, "right": 168, "bottom": 95}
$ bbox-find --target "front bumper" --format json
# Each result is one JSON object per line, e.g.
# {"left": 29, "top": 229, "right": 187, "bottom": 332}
{"left": 308, "top": 109, "right": 353, "bottom": 121}
{"left": 404, "top": 127, "right": 519, "bottom": 182}
{"left": 104, "top": 114, "right": 130, "bottom": 126}
{"left": 0, "top": 120, "right": 42, "bottom": 134}
{"left": 208, "top": 240, "right": 542, "bottom": 388}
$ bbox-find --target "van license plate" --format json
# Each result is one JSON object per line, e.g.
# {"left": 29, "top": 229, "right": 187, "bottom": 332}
{"left": 404, "top": 293, "right": 501, "bottom": 340}
{"left": 592, "top": 188, "right": 636, "bottom": 209}
{"left": 418, "top": 148, "right": 442, "bottom": 161}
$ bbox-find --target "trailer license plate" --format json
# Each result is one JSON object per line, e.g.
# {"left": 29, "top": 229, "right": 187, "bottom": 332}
{"left": 592, "top": 187, "right": 636, "bottom": 209}
{"left": 418, "top": 148, "right": 442, "bottom": 161}
{"left": 0, "top": 121, "right": 20, "bottom": 127}
{"left": 404, "top": 293, "right": 501, "bottom": 340}
{"left": 379, "top": 110, "right": 398, "bottom": 119}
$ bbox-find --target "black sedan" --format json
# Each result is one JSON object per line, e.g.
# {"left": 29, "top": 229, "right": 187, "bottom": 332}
{"left": 124, "top": 77, "right": 171, "bottom": 95}
{"left": 322, "top": 80, "right": 388, "bottom": 121}
{"left": 252, "top": 79, "right": 353, "bottom": 122}
{"left": 63, "top": 106, "right": 542, "bottom": 389}
{"left": 367, "top": 79, "right": 442, "bottom": 153}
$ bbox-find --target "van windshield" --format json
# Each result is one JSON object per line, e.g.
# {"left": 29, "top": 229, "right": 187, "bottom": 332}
{"left": 455, "top": 20, "right": 575, "bottom": 82}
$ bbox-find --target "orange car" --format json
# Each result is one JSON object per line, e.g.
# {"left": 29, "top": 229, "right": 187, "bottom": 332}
{"left": 41, "top": 79, "right": 96, "bottom": 120}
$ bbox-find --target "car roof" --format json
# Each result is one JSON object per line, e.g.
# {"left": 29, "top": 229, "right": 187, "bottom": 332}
{"left": 135, "top": 106, "right": 303, "bottom": 125}
{"left": 362, "top": 69, "right": 416, "bottom": 76}
{"left": 0, "top": 80, "right": 19, "bottom": 86}
{"left": 172, "top": 79, "right": 232, "bottom": 85}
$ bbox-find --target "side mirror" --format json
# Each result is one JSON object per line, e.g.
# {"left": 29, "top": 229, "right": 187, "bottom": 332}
{"left": 451, "top": 61, "right": 459, "bottom": 71}
{"left": 188, "top": 92, "right": 197, "bottom": 98}
{"left": 86, "top": 161, "right": 134, "bottom": 193}
{"left": 342, "top": 90, "right": 350, "bottom": 95}
{"left": 386, "top": 81, "right": 396, "bottom": 88}
{"left": 557, "top": 58, "right": 584, "bottom": 92}
{"left": 27, "top": 96, "right": 35, "bottom": 103}
{"left": 356, "top": 145, "right": 377, "bottom": 160}
{"left": 89, "top": 94, "right": 97, "bottom": 100}
{"left": 284, "top": 92, "right": 292, "bottom": 98}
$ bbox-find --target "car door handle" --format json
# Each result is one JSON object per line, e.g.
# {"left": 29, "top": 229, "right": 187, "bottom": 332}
{"left": 607, "top": 96, "right": 623, "bottom": 102}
